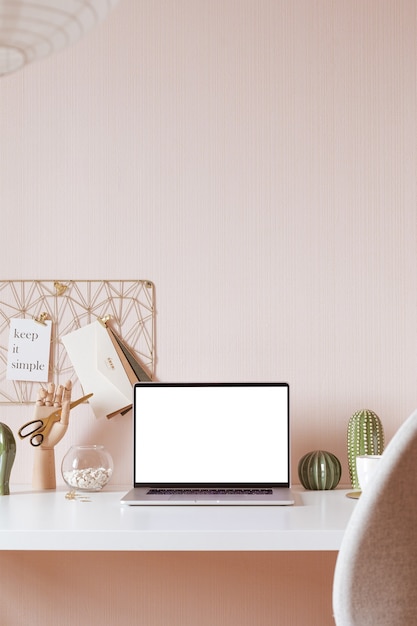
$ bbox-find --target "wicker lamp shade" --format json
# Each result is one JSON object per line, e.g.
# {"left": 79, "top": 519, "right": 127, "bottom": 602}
{"left": 0, "top": 0, "right": 119, "bottom": 76}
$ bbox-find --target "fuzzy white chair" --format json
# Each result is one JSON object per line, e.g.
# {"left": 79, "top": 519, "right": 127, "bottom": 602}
{"left": 333, "top": 409, "right": 417, "bottom": 625}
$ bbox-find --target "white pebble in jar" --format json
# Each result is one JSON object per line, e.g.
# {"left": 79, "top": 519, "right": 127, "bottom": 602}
{"left": 63, "top": 467, "right": 112, "bottom": 490}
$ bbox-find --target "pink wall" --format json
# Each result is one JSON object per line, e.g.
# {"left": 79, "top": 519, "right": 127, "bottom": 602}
{"left": 0, "top": 0, "right": 416, "bottom": 624}
{"left": 1, "top": 551, "right": 337, "bottom": 625}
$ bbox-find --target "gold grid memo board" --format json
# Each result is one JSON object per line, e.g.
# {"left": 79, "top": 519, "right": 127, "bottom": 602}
{"left": 0, "top": 280, "right": 155, "bottom": 404}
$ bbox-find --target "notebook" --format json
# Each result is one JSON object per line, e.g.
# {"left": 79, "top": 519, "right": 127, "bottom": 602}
{"left": 121, "top": 381, "right": 294, "bottom": 506}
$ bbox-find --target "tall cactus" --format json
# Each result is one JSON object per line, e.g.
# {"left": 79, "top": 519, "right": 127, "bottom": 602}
{"left": 347, "top": 409, "right": 384, "bottom": 489}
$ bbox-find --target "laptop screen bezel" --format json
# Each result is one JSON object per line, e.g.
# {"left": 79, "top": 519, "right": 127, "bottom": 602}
{"left": 132, "top": 381, "right": 290, "bottom": 489}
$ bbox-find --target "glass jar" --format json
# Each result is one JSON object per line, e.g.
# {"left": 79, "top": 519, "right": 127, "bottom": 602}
{"left": 61, "top": 445, "right": 113, "bottom": 491}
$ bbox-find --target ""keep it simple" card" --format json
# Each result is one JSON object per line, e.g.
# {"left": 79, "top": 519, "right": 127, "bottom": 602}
{"left": 7, "top": 318, "right": 52, "bottom": 382}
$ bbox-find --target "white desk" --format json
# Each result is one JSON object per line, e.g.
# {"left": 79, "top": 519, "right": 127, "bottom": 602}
{"left": 0, "top": 485, "right": 357, "bottom": 551}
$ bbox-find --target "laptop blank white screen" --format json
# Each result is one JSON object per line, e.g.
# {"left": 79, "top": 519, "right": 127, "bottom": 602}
{"left": 134, "top": 383, "right": 289, "bottom": 486}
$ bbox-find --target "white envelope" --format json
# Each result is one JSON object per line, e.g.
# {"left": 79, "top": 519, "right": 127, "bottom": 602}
{"left": 62, "top": 321, "right": 134, "bottom": 419}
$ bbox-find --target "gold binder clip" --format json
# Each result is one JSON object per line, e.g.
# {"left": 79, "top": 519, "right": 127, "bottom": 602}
{"left": 34, "top": 312, "right": 49, "bottom": 326}
{"left": 54, "top": 281, "right": 67, "bottom": 296}
{"left": 98, "top": 315, "right": 112, "bottom": 327}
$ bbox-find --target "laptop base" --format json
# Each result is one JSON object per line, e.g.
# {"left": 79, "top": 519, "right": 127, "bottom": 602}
{"left": 120, "top": 487, "right": 294, "bottom": 506}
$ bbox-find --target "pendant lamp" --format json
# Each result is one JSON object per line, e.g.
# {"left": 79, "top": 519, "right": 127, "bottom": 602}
{"left": 0, "top": 0, "right": 120, "bottom": 77}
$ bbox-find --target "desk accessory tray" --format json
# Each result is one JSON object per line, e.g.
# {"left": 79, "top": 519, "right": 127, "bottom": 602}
{"left": 0, "top": 280, "right": 155, "bottom": 404}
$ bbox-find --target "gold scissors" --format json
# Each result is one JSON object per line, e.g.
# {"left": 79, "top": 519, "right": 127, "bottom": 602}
{"left": 18, "top": 393, "right": 93, "bottom": 447}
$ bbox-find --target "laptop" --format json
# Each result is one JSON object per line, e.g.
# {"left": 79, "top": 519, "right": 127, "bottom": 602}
{"left": 121, "top": 381, "right": 294, "bottom": 506}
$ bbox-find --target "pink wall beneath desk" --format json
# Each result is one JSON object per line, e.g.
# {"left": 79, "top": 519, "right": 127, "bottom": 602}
{"left": 0, "top": 1, "right": 416, "bottom": 624}
{"left": 2, "top": 551, "right": 337, "bottom": 625}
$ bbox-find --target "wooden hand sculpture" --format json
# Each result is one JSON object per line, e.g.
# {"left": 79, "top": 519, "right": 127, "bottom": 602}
{"left": 32, "top": 381, "right": 72, "bottom": 490}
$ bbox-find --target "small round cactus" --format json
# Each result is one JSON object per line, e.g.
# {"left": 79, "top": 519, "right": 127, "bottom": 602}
{"left": 347, "top": 409, "right": 384, "bottom": 489}
{"left": 298, "top": 450, "right": 342, "bottom": 490}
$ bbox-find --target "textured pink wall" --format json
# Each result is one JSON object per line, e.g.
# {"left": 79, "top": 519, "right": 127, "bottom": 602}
{"left": 0, "top": 0, "right": 416, "bottom": 624}
{"left": 1, "top": 551, "right": 337, "bottom": 626}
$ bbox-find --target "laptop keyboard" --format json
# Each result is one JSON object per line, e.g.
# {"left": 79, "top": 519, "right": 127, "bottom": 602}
{"left": 147, "top": 488, "right": 273, "bottom": 495}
